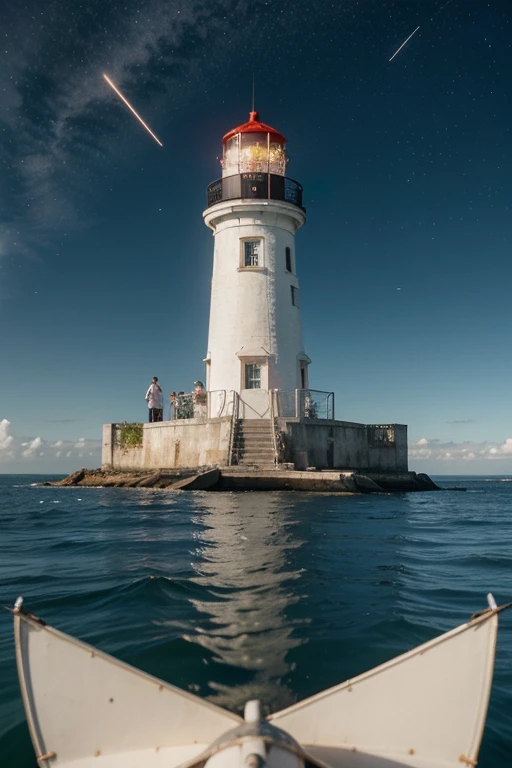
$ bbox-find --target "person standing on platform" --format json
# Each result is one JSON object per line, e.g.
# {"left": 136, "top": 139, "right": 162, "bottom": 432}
{"left": 169, "top": 391, "right": 177, "bottom": 420}
{"left": 145, "top": 377, "right": 163, "bottom": 422}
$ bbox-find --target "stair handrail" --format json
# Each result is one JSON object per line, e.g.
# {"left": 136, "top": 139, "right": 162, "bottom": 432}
{"left": 269, "top": 389, "right": 279, "bottom": 470}
{"left": 227, "top": 390, "right": 239, "bottom": 466}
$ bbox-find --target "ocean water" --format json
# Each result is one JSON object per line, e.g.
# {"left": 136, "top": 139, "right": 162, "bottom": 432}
{"left": 0, "top": 474, "right": 511, "bottom": 766}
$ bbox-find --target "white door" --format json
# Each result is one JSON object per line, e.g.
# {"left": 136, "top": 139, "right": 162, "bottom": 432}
{"left": 240, "top": 362, "right": 270, "bottom": 418}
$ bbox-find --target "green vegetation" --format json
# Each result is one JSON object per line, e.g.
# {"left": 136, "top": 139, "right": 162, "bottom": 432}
{"left": 117, "top": 422, "right": 143, "bottom": 448}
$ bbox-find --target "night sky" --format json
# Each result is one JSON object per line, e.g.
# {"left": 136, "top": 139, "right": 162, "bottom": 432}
{"left": 1, "top": 0, "right": 511, "bottom": 474}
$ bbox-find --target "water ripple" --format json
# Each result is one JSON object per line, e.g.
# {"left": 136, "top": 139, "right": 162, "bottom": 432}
{"left": 0, "top": 476, "right": 510, "bottom": 766}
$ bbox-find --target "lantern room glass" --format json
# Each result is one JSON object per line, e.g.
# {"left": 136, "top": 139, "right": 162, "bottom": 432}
{"left": 221, "top": 132, "right": 287, "bottom": 177}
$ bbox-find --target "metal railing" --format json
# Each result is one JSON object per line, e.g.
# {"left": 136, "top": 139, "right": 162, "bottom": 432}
{"left": 368, "top": 425, "right": 396, "bottom": 446}
{"left": 269, "top": 389, "right": 279, "bottom": 468}
{"left": 166, "top": 388, "right": 333, "bottom": 422}
{"left": 169, "top": 390, "right": 236, "bottom": 422}
{"left": 274, "top": 389, "right": 335, "bottom": 420}
{"left": 206, "top": 173, "right": 304, "bottom": 210}
{"left": 227, "top": 392, "right": 240, "bottom": 466}
{"left": 206, "top": 389, "right": 237, "bottom": 419}
{"left": 172, "top": 393, "right": 195, "bottom": 420}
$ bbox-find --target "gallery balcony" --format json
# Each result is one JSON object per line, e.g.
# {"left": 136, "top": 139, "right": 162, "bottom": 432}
{"left": 206, "top": 173, "right": 304, "bottom": 211}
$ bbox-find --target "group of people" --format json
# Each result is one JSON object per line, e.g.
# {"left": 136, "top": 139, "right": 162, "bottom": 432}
{"left": 145, "top": 378, "right": 205, "bottom": 423}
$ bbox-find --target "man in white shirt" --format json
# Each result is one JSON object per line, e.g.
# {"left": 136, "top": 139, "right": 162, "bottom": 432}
{"left": 145, "top": 377, "right": 163, "bottom": 422}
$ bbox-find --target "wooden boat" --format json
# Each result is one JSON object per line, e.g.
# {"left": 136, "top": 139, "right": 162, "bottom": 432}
{"left": 12, "top": 595, "right": 509, "bottom": 768}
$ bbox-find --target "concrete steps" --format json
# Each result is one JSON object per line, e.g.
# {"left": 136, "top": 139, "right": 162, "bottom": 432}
{"left": 232, "top": 419, "right": 277, "bottom": 468}
{"left": 227, "top": 463, "right": 277, "bottom": 472}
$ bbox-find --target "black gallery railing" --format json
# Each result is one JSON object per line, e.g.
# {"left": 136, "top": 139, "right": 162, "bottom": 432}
{"left": 207, "top": 173, "right": 304, "bottom": 210}
{"left": 273, "top": 390, "right": 335, "bottom": 420}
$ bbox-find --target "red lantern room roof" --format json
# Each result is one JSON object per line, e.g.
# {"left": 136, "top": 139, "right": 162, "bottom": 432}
{"left": 222, "top": 111, "right": 286, "bottom": 145}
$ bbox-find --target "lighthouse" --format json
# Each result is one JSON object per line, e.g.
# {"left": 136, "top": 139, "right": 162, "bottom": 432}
{"left": 203, "top": 111, "right": 310, "bottom": 419}
{"left": 102, "top": 108, "right": 415, "bottom": 484}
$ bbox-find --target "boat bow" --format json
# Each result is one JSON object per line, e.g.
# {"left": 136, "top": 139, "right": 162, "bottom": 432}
{"left": 13, "top": 598, "right": 509, "bottom": 768}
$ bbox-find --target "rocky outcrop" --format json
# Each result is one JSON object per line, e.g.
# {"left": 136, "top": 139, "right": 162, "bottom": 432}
{"left": 43, "top": 467, "right": 210, "bottom": 489}
{"left": 366, "top": 471, "right": 442, "bottom": 492}
{"left": 54, "top": 468, "right": 86, "bottom": 486}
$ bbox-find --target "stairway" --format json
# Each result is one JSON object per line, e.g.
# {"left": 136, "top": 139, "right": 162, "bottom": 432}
{"left": 232, "top": 419, "right": 277, "bottom": 468}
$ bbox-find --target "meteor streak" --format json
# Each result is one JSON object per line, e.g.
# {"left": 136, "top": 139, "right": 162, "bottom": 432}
{"left": 389, "top": 25, "right": 421, "bottom": 62}
{"left": 103, "top": 73, "right": 163, "bottom": 147}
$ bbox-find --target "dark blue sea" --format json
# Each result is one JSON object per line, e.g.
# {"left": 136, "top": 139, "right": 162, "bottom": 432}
{"left": 0, "top": 475, "right": 511, "bottom": 766}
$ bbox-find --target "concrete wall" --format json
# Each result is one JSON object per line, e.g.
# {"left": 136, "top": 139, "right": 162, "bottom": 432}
{"left": 102, "top": 417, "right": 408, "bottom": 474}
{"left": 102, "top": 418, "right": 232, "bottom": 471}
{"left": 277, "top": 420, "right": 408, "bottom": 472}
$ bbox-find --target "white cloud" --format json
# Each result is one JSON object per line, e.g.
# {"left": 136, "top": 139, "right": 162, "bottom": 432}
{"left": 0, "top": 419, "right": 15, "bottom": 457}
{"left": 0, "top": 419, "right": 100, "bottom": 466}
{"left": 409, "top": 436, "right": 512, "bottom": 462}
{"left": 501, "top": 438, "right": 512, "bottom": 455}
{"left": 22, "top": 436, "right": 43, "bottom": 458}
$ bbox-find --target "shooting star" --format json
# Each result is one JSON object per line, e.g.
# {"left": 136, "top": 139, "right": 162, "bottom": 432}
{"left": 431, "top": 0, "right": 453, "bottom": 20}
{"left": 389, "top": 25, "right": 421, "bottom": 62}
{"left": 389, "top": 0, "right": 453, "bottom": 62}
{"left": 103, "top": 73, "right": 163, "bottom": 147}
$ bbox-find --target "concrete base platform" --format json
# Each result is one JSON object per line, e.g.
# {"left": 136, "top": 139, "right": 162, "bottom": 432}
{"left": 216, "top": 469, "right": 441, "bottom": 493}
{"left": 46, "top": 467, "right": 442, "bottom": 493}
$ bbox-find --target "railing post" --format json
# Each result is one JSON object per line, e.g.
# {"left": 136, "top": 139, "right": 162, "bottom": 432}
{"left": 227, "top": 390, "right": 238, "bottom": 467}
{"left": 269, "top": 390, "right": 275, "bottom": 469}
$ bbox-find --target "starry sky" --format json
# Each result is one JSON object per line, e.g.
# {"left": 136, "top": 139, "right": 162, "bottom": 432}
{"left": 1, "top": 0, "right": 511, "bottom": 474}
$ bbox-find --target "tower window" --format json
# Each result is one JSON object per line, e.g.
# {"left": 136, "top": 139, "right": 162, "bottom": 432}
{"left": 245, "top": 363, "right": 261, "bottom": 389}
{"left": 242, "top": 239, "right": 261, "bottom": 268}
{"left": 291, "top": 286, "right": 300, "bottom": 307}
{"left": 285, "top": 247, "right": 292, "bottom": 273}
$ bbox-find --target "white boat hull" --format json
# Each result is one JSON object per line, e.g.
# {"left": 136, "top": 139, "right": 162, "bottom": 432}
{"left": 12, "top": 598, "right": 509, "bottom": 768}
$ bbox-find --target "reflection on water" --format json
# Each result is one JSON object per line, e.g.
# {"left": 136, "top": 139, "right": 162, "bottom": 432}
{"left": 187, "top": 493, "right": 307, "bottom": 712}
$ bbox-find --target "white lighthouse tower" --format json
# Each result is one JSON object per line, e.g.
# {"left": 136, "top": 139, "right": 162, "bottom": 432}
{"left": 203, "top": 111, "right": 310, "bottom": 418}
